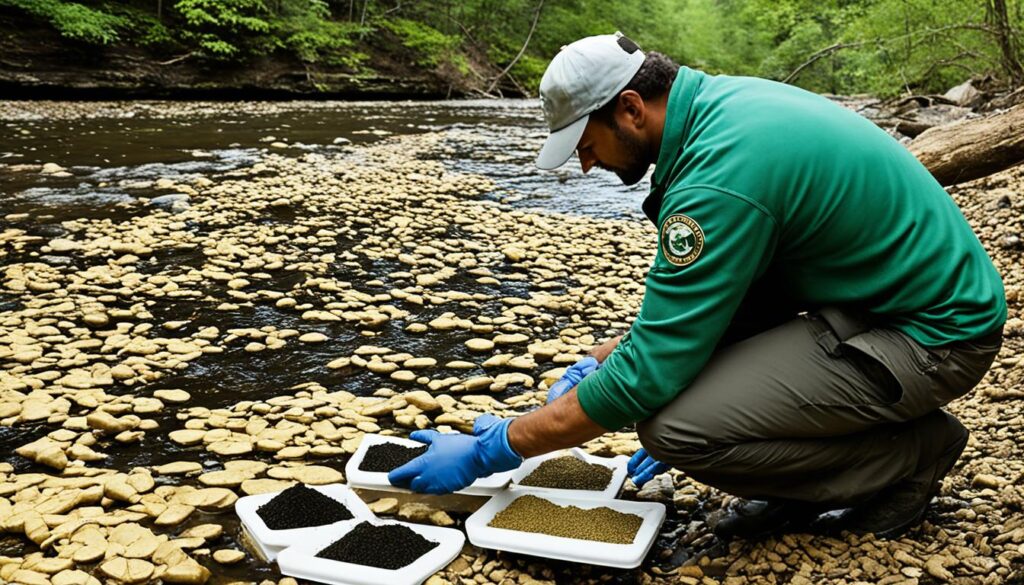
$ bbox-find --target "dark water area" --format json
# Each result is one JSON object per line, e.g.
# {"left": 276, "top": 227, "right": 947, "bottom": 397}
{"left": 1, "top": 99, "right": 649, "bottom": 221}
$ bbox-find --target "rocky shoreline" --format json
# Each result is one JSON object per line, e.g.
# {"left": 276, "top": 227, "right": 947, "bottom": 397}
{"left": 1, "top": 103, "right": 1022, "bottom": 585}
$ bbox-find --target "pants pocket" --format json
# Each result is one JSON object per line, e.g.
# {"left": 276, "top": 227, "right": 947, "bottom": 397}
{"left": 802, "top": 315, "right": 903, "bottom": 407}
{"left": 842, "top": 329, "right": 953, "bottom": 415}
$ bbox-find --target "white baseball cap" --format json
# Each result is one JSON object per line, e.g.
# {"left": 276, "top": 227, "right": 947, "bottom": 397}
{"left": 535, "top": 32, "right": 646, "bottom": 170}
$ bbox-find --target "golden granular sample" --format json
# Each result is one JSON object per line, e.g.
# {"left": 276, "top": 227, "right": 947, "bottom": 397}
{"left": 488, "top": 495, "right": 642, "bottom": 544}
{"left": 519, "top": 456, "right": 613, "bottom": 491}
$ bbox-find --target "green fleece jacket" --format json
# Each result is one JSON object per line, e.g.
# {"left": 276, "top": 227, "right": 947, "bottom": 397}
{"left": 576, "top": 66, "right": 1007, "bottom": 431}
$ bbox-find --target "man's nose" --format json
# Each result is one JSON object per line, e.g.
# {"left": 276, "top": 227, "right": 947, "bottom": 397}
{"left": 579, "top": 153, "right": 595, "bottom": 174}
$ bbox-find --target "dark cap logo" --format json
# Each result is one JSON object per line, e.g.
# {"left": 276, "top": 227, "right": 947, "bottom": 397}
{"left": 617, "top": 36, "right": 640, "bottom": 54}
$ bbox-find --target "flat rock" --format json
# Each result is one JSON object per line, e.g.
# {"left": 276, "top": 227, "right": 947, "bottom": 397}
{"left": 290, "top": 465, "right": 344, "bottom": 485}
{"left": 212, "top": 549, "right": 246, "bottom": 564}
{"left": 368, "top": 497, "right": 399, "bottom": 515}
{"left": 99, "top": 557, "right": 154, "bottom": 584}
{"left": 154, "top": 389, "right": 191, "bottom": 403}
{"left": 241, "top": 478, "right": 296, "bottom": 495}
{"left": 155, "top": 461, "right": 203, "bottom": 475}
{"left": 181, "top": 524, "right": 223, "bottom": 541}
{"left": 207, "top": 440, "right": 253, "bottom": 456}
{"left": 465, "top": 338, "right": 495, "bottom": 352}
{"left": 169, "top": 430, "right": 206, "bottom": 446}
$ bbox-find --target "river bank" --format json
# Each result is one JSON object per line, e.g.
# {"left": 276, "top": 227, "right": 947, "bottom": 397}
{"left": 1, "top": 100, "right": 1022, "bottom": 585}
{"left": 0, "top": 10, "right": 493, "bottom": 101}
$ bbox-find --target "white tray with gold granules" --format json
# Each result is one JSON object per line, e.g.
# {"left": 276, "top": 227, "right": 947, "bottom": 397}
{"left": 465, "top": 491, "right": 666, "bottom": 568}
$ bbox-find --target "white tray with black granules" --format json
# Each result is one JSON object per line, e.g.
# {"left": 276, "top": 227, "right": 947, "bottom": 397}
{"left": 465, "top": 491, "right": 666, "bottom": 568}
{"left": 509, "top": 448, "right": 630, "bottom": 500}
{"left": 345, "top": 433, "right": 514, "bottom": 496}
{"left": 235, "top": 483, "right": 374, "bottom": 561}
{"left": 276, "top": 518, "right": 465, "bottom": 585}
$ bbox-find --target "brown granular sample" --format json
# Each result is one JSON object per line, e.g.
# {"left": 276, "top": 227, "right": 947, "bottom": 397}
{"left": 488, "top": 495, "right": 642, "bottom": 544}
{"left": 316, "top": 521, "right": 438, "bottom": 569}
{"left": 519, "top": 456, "right": 613, "bottom": 491}
{"left": 359, "top": 443, "right": 427, "bottom": 473}
{"left": 256, "top": 484, "right": 353, "bottom": 530}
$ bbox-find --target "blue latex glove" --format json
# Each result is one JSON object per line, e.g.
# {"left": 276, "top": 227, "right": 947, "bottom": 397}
{"left": 388, "top": 414, "right": 523, "bottom": 494}
{"left": 546, "top": 356, "right": 601, "bottom": 403}
{"left": 628, "top": 448, "right": 670, "bottom": 488}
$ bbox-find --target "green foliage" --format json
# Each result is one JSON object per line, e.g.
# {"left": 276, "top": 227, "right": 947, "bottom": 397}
{"left": 0, "top": 0, "right": 124, "bottom": 44}
{"left": 2, "top": 0, "right": 1021, "bottom": 95}
{"left": 380, "top": 18, "right": 460, "bottom": 67}
{"left": 173, "top": 0, "right": 271, "bottom": 58}
{"left": 270, "top": 0, "right": 367, "bottom": 67}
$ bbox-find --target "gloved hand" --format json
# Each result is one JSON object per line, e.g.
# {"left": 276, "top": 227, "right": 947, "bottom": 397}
{"left": 546, "top": 356, "right": 601, "bottom": 403}
{"left": 628, "top": 448, "right": 670, "bottom": 488}
{"left": 387, "top": 414, "right": 523, "bottom": 494}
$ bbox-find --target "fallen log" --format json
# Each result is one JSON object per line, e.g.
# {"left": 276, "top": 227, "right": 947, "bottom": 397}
{"left": 909, "top": 103, "right": 1024, "bottom": 186}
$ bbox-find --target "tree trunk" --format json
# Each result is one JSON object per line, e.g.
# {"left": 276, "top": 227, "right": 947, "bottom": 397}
{"left": 909, "top": 103, "right": 1024, "bottom": 185}
{"left": 987, "top": 0, "right": 1024, "bottom": 85}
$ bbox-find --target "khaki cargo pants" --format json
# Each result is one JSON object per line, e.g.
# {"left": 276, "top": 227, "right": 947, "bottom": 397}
{"left": 637, "top": 298, "right": 1002, "bottom": 506}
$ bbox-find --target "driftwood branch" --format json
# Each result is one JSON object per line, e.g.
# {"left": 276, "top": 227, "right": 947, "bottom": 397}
{"left": 486, "top": 0, "right": 543, "bottom": 95}
{"left": 910, "top": 103, "right": 1024, "bottom": 185}
{"left": 158, "top": 52, "right": 195, "bottom": 66}
{"left": 783, "top": 22, "right": 1015, "bottom": 86}
{"left": 783, "top": 42, "right": 867, "bottom": 84}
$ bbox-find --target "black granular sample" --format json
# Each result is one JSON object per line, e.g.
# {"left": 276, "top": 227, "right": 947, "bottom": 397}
{"left": 256, "top": 484, "right": 353, "bottom": 530}
{"left": 316, "top": 521, "right": 438, "bottom": 569}
{"left": 519, "top": 456, "right": 614, "bottom": 491}
{"left": 359, "top": 443, "right": 427, "bottom": 473}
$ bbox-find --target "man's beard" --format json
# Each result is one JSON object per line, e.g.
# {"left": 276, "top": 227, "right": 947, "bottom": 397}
{"left": 605, "top": 125, "right": 650, "bottom": 186}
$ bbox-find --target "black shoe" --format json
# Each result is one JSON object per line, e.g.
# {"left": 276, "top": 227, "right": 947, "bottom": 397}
{"left": 841, "top": 417, "right": 969, "bottom": 539}
{"left": 711, "top": 498, "right": 835, "bottom": 539}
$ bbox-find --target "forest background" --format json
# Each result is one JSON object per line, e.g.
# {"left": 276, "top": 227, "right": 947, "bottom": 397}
{"left": 1, "top": 0, "right": 1023, "bottom": 98}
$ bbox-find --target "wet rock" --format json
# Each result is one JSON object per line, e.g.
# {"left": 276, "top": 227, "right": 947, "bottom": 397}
{"left": 398, "top": 503, "right": 455, "bottom": 527}
{"left": 368, "top": 497, "right": 399, "bottom": 515}
{"left": 212, "top": 549, "right": 245, "bottom": 564}
{"left": 162, "top": 559, "right": 210, "bottom": 584}
{"left": 99, "top": 557, "right": 154, "bottom": 584}
{"left": 465, "top": 338, "right": 495, "bottom": 352}
{"left": 181, "top": 524, "right": 223, "bottom": 541}
{"left": 154, "top": 389, "right": 191, "bottom": 403}
{"left": 972, "top": 474, "right": 1005, "bottom": 489}
{"left": 154, "top": 504, "right": 194, "bottom": 526}
{"left": 635, "top": 474, "right": 674, "bottom": 503}
{"left": 149, "top": 194, "right": 190, "bottom": 207}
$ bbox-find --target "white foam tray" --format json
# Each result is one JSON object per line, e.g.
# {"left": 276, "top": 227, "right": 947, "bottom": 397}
{"left": 346, "top": 433, "right": 514, "bottom": 496}
{"left": 235, "top": 483, "right": 373, "bottom": 561}
{"left": 466, "top": 491, "right": 666, "bottom": 568}
{"left": 276, "top": 518, "right": 465, "bottom": 585}
{"left": 509, "top": 449, "right": 629, "bottom": 500}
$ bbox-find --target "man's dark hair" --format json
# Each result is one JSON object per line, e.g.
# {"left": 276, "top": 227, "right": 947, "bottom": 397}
{"left": 592, "top": 51, "right": 680, "bottom": 126}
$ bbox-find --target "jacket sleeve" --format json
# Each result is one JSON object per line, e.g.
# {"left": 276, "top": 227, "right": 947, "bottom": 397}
{"left": 576, "top": 185, "right": 779, "bottom": 430}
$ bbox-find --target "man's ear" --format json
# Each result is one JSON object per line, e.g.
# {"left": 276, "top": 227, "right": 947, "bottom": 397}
{"left": 616, "top": 90, "right": 646, "bottom": 130}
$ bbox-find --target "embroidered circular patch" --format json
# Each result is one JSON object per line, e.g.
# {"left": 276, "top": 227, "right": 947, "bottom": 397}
{"left": 661, "top": 214, "right": 704, "bottom": 267}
